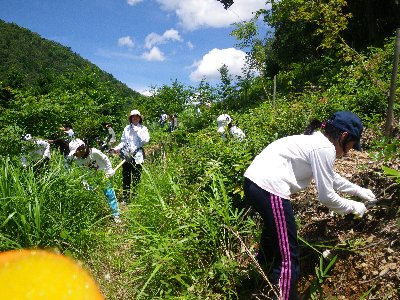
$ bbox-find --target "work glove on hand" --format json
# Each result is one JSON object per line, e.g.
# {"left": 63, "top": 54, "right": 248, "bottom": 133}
{"left": 348, "top": 199, "right": 367, "bottom": 218}
{"left": 356, "top": 188, "right": 377, "bottom": 205}
{"left": 132, "top": 125, "right": 140, "bottom": 133}
{"left": 106, "top": 170, "right": 115, "bottom": 178}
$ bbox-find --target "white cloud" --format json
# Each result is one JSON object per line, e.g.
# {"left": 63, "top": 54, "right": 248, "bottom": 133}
{"left": 138, "top": 89, "right": 153, "bottom": 96}
{"left": 156, "top": 0, "right": 266, "bottom": 31}
{"left": 189, "top": 48, "right": 247, "bottom": 82}
{"left": 187, "top": 41, "right": 194, "bottom": 49}
{"left": 127, "top": 0, "right": 143, "bottom": 6}
{"left": 96, "top": 48, "right": 139, "bottom": 59}
{"left": 142, "top": 47, "right": 165, "bottom": 61}
{"left": 144, "top": 29, "right": 182, "bottom": 49}
{"left": 118, "top": 36, "right": 134, "bottom": 48}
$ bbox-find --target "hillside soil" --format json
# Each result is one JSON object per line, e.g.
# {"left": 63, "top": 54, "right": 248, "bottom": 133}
{"left": 246, "top": 149, "right": 399, "bottom": 299}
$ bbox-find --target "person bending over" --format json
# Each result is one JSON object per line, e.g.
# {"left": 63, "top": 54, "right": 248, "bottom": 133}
{"left": 244, "top": 111, "right": 376, "bottom": 299}
{"left": 68, "top": 139, "right": 121, "bottom": 224}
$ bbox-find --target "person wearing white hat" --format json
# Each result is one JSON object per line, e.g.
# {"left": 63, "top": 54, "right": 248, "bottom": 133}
{"left": 68, "top": 139, "right": 121, "bottom": 224}
{"left": 111, "top": 109, "right": 150, "bottom": 204}
{"left": 21, "top": 134, "right": 51, "bottom": 173}
{"left": 217, "top": 114, "right": 232, "bottom": 139}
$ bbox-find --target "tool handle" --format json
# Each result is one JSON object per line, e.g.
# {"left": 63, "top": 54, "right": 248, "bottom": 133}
{"left": 113, "top": 159, "right": 126, "bottom": 173}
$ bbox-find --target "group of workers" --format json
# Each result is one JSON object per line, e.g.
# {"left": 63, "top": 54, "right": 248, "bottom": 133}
{"left": 20, "top": 108, "right": 377, "bottom": 299}
{"left": 21, "top": 110, "right": 150, "bottom": 224}
{"left": 159, "top": 110, "right": 178, "bottom": 132}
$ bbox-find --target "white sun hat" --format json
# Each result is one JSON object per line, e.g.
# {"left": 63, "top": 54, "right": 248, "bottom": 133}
{"left": 68, "top": 139, "right": 85, "bottom": 157}
{"left": 129, "top": 109, "right": 143, "bottom": 122}
{"left": 217, "top": 114, "right": 232, "bottom": 132}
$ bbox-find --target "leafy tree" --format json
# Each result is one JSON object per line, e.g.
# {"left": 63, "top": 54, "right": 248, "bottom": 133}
{"left": 343, "top": 0, "right": 400, "bottom": 50}
{"left": 217, "top": 64, "right": 235, "bottom": 103}
{"left": 216, "top": 0, "right": 234, "bottom": 10}
{"left": 140, "top": 80, "right": 191, "bottom": 121}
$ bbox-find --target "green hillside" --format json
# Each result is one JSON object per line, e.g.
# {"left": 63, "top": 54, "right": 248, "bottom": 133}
{"left": 0, "top": 19, "right": 139, "bottom": 98}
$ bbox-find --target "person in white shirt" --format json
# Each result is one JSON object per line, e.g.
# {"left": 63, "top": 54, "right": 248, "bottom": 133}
{"left": 60, "top": 124, "right": 75, "bottom": 140}
{"left": 217, "top": 114, "right": 232, "bottom": 139}
{"left": 228, "top": 121, "right": 245, "bottom": 141}
{"left": 111, "top": 110, "right": 150, "bottom": 204}
{"left": 244, "top": 111, "right": 376, "bottom": 300}
{"left": 159, "top": 110, "right": 168, "bottom": 127}
{"left": 105, "top": 123, "right": 116, "bottom": 149}
{"left": 68, "top": 139, "right": 121, "bottom": 224}
{"left": 21, "top": 134, "right": 51, "bottom": 173}
{"left": 196, "top": 104, "right": 201, "bottom": 117}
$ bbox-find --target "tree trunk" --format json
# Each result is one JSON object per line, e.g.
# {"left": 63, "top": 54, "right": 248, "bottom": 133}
{"left": 385, "top": 28, "right": 400, "bottom": 136}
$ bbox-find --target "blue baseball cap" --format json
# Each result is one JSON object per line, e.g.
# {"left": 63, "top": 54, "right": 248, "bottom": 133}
{"left": 326, "top": 111, "right": 363, "bottom": 150}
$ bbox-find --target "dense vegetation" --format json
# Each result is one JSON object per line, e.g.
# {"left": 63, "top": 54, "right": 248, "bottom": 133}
{"left": 1, "top": 1, "right": 399, "bottom": 298}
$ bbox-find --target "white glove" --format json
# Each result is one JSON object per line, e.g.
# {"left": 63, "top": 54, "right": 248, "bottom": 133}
{"left": 348, "top": 199, "right": 367, "bottom": 218}
{"left": 132, "top": 125, "right": 140, "bottom": 132}
{"left": 356, "top": 188, "right": 377, "bottom": 205}
{"left": 106, "top": 170, "right": 115, "bottom": 178}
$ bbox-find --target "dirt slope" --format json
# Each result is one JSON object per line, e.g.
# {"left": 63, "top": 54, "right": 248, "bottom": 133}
{"left": 292, "top": 150, "right": 399, "bottom": 299}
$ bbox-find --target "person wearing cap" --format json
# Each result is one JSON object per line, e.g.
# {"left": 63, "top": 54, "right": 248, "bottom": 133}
{"left": 243, "top": 111, "right": 376, "bottom": 300}
{"left": 21, "top": 134, "right": 51, "bottom": 173}
{"left": 68, "top": 139, "right": 121, "bottom": 224}
{"left": 111, "top": 110, "right": 150, "bottom": 204}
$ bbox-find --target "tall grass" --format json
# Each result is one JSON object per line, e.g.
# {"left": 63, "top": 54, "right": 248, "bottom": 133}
{"left": 88, "top": 154, "right": 257, "bottom": 299}
{"left": 0, "top": 155, "right": 113, "bottom": 253}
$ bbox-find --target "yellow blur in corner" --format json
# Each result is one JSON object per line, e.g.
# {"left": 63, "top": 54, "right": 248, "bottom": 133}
{"left": 0, "top": 249, "right": 104, "bottom": 300}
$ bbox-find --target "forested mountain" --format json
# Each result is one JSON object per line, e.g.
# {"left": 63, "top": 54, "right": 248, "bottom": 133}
{"left": 0, "top": 19, "right": 139, "bottom": 98}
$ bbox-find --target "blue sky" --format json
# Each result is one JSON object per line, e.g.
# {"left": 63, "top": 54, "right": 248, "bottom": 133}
{"left": 0, "top": 0, "right": 266, "bottom": 94}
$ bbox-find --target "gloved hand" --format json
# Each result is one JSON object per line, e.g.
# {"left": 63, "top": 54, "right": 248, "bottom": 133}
{"left": 106, "top": 170, "right": 115, "bottom": 178}
{"left": 132, "top": 125, "right": 139, "bottom": 132}
{"left": 348, "top": 199, "right": 367, "bottom": 218}
{"left": 356, "top": 188, "right": 377, "bottom": 205}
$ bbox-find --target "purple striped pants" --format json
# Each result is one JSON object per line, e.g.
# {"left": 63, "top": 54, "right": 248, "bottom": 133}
{"left": 244, "top": 178, "right": 300, "bottom": 300}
